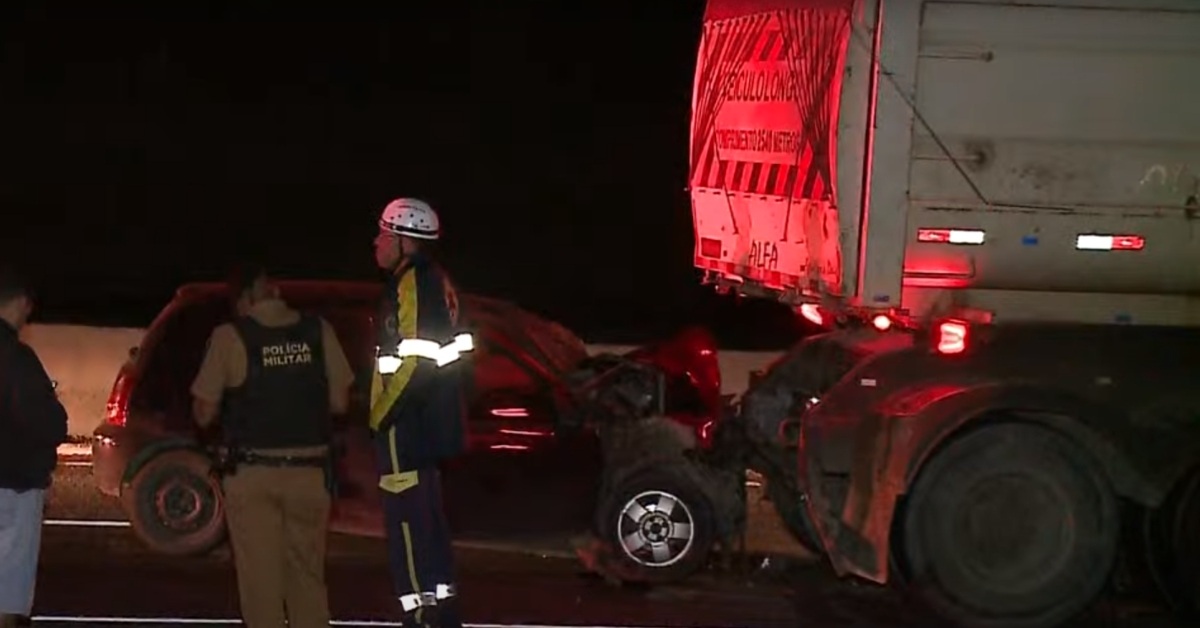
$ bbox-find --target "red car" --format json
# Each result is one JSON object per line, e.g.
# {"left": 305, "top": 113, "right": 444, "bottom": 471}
{"left": 91, "top": 280, "right": 732, "bottom": 582}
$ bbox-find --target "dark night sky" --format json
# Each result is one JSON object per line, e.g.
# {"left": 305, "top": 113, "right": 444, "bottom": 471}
{"left": 0, "top": 2, "right": 803, "bottom": 348}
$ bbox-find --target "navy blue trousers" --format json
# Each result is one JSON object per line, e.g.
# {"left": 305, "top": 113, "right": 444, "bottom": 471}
{"left": 382, "top": 467, "right": 459, "bottom": 626}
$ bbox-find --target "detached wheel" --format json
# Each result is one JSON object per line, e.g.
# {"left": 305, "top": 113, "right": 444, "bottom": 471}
{"left": 122, "top": 449, "right": 227, "bottom": 556}
{"left": 1143, "top": 466, "right": 1200, "bottom": 618}
{"left": 900, "top": 423, "right": 1119, "bottom": 628}
{"left": 597, "top": 468, "right": 715, "bottom": 584}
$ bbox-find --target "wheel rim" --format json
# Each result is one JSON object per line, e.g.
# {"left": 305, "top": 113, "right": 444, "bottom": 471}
{"left": 616, "top": 490, "right": 696, "bottom": 568}
{"left": 153, "top": 471, "right": 212, "bottom": 532}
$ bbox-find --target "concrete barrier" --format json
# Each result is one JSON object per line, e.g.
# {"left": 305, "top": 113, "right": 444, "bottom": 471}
{"left": 23, "top": 324, "right": 145, "bottom": 439}
{"left": 23, "top": 325, "right": 783, "bottom": 438}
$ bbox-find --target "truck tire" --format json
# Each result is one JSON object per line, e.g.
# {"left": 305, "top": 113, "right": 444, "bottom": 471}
{"left": 122, "top": 450, "right": 227, "bottom": 556}
{"left": 900, "top": 422, "right": 1118, "bottom": 628}
{"left": 1142, "top": 466, "right": 1200, "bottom": 619}
{"left": 596, "top": 467, "right": 715, "bottom": 584}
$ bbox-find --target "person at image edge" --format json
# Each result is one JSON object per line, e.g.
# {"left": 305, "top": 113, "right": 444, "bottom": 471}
{"left": 0, "top": 268, "right": 68, "bottom": 628}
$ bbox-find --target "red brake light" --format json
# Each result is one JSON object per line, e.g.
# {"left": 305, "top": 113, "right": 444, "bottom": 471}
{"left": 799, "top": 303, "right": 823, "bottom": 326}
{"left": 872, "top": 314, "right": 891, "bottom": 331}
{"left": 105, "top": 370, "right": 134, "bottom": 427}
{"left": 935, "top": 320, "right": 969, "bottom": 355}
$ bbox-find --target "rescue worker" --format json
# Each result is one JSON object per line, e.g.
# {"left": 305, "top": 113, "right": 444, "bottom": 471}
{"left": 190, "top": 265, "right": 354, "bottom": 628}
{"left": 0, "top": 268, "right": 68, "bottom": 628}
{"left": 370, "top": 198, "right": 472, "bottom": 628}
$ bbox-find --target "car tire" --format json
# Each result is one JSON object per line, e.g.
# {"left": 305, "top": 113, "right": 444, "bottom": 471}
{"left": 596, "top": 467, "right": 715, "bottom": 584}
{"left": 122, "top": 449, "right": 227, "bottom": 556}
{"left": 899, "top": 422, "right": 1119, "bottom": 628}
{"left": 1142, "top": 466, "right": 1200, "bottom": 619}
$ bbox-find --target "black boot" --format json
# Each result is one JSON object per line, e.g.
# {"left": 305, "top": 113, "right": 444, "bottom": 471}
{"left": 428, "top": 597, "right": 463, "bottom": 628}
{"left": 398, "top": 610, "right": 430, "bottom": 628}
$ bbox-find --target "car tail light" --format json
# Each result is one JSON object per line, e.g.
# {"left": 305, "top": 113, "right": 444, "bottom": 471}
{"left": 934, "top": 319, "right": 969, "bottom": 355}
{"left": 104, "top": 369, "right": 135, "bottom": 427}
{"left": 799, "top": 303, "right": 823, "bottom": 326}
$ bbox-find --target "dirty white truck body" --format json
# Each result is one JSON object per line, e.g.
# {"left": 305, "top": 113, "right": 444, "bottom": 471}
{"left": 691, "top": 0, "right": 1200, "bottom": 325}
{"left": 689, "top": 1, "right": 1200, "bottom": 627}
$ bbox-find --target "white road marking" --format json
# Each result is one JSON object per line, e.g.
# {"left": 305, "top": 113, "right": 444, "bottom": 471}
{"left": 32, "top": 617, "right": 676, "bottom": 628}
{"left": 44, "top": 519, "right": 131, "bottom": 528}
{"left": 57, "top": 443, "right": 93, "bottom": 457}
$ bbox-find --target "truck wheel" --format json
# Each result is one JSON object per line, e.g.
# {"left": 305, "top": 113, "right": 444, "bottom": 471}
{"left": 596, "top": 468, "right": 715, "bottom": 584}
{"left": 1142, "top": 466, "right": 1200, "bottom": 619}
{"left": 900, "top": 422, "right": 1118, "bottom": 628}
{"left": 122, "top": 450, "right": 227, "bottom": 556}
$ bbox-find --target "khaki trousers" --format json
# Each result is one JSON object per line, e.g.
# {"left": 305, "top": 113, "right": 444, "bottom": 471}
{"left": 223, "top": 465, "right": 332, "bottom": 628}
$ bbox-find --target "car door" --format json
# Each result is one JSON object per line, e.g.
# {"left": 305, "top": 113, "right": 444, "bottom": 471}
{"left": 439, "top": 329, "right": 603, "bottom": 545}
{"left": 142, "top": 296, "right": 232, "bottom": 437}
{"left": 314, "top": 305, "right": 386, "bottom": 538}
{"left": 316, "top": 298, "right": 602, "bottom": 546}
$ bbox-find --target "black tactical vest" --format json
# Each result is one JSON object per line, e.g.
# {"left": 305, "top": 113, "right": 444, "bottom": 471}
{"left": 221, "top": 314, "right": 330, "bottom": 449}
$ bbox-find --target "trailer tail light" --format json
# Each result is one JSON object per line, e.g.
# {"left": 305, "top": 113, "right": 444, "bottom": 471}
{"left": 872, "top": 314, "right": 891, "bottom": 331}
{"left": 799, "top": 303, "right": 824, "bottom": 327}
{"left": 917, "top": 228, "right": 986, "bottom": 245}
{"left": 699, "top": 237, "right": 722, "bottom": 259}
{"left": 1075, "top": 234, "right": 1145, "bottom": 251}
{"left": 935, "top": 320, "right": 969, "bottom": 355}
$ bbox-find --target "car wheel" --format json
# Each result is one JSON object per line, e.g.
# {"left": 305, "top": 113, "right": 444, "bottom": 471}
{"left": 596, "top": 468, "right": 715, "bottom": 584}
{"left": 1142, "top": 466, "right": 1200, "bottom": 619}
{"left": 122, "top": 449, "right": 227, "bottom": 556}
{"left": 899, "top": 422, "right": 1119, "bottom": 628}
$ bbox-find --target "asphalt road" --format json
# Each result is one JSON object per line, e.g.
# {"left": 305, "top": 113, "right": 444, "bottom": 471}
{"left": 32, "top": 464, "right": 1186, "bottom": 628}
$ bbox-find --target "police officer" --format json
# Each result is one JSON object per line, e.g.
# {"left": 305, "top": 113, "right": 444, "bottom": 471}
{"left": 190, "top": 265, "right": 354, "bottom": 628}
{"left": 370, "top": 198, "right": 472, "bottom": 628}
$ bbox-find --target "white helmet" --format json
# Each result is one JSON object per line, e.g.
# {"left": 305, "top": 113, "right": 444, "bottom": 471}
{"left": 379, "top": 197, "right": 440, "bottom": 240}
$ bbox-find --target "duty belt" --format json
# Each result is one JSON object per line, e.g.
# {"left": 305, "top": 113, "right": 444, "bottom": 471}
{"left": 240, "top": 452, "right": 328, "bottom": 468}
